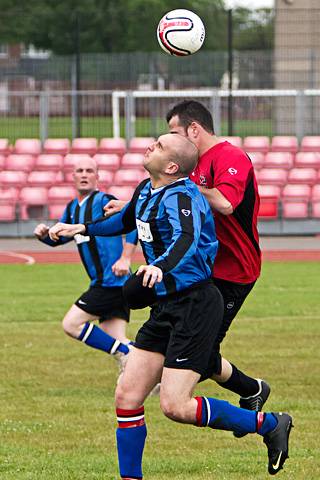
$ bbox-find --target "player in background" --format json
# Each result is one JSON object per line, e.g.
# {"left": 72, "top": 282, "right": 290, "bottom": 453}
{"left": 166, "top": 100, "right": 268, "bottom": 419}
{"left": 48, "top": 134, "right": 292, "bottom": 478}
{"left": 34, "top": 156, "right": 137, "bottom": 365}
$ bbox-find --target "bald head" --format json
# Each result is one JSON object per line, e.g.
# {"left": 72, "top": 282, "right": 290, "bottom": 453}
{"left": 73, "top": 156, "right": 99, "bottom": 197}
{"left": 166, "top": 133, "right": 199, "bottom": 176}
{"left": 73, "top": 156, "right": 98, "bottom": 173}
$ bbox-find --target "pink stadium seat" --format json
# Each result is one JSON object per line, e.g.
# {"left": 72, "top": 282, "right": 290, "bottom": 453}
{"left": 311, "top": 185, "right": 320, "bottom": 218}
{"left": 0, "top": 188, "right": 18, "bottom": 221}
{"left": 107, "top": 186, "right": 135, "bottom": 201}
{"left": 93, "top": 154, "right": 121, "bottom": 171}
{"left": 27, "top": 171, "right": 60, "bottom": 187}
{"left": 14, "top": 138, "right": 41, "bottom": 156}
{"left": 300, "top": 136, "right": 320, "bottom": 152}
{"left": 5, "top": 154, "right": 35, "bottom": 172}
{"left": 287, "top": 168, "right": 317, "bottom": 185}
{"left": 282, "top": 184, "right": 311, "bottom": 200}
{"left": 48, "top": 185, "right": 76, "bottom": 202}
{"left": 0, "top": 139, "right": 11, "bottom": 156}
{"left": 281, "top": 184, "right": 311, "bottom": 219}
{"left": 98, "top": 138, "right": 126, "bottom": 156}
{"left": 71, "top": 137, "right": 98, "bottom": 156}
{"left": 263, "top": 152, "right": 294, "bottom": 170}
{"left": 0, "top": 155, "right": 6, "bottom": 170}
{"left": 129, "top": 137, "right": 155, "bottom": 154}
{"left": 258, "top": 185, "right": 281, "bottom": 219}
{"left": 47, "top": 186, "right": 76, "bottom": 220}
{"left": 243, "top": 136, "right": 270, "bottom": 153}
{"left": 257, "top": 168, "right": 288, "bottom": 186}
{"left": 121, "top": 153, "right": 145, "bottom": 170}
{"left": 271, "top": 136, "right": 298, "bottom": 153}
{"left": 113, "top": 169, "right": 144, "bottom": 186}
{"left": 247, "top": 152, "right": 265, "bottom": 170}
{"left": 63, "top": 171, "right": 75, "bottom": 183}
{"left": 43, "top": 138, "right": 70, "bottom": 155}
{"left": 282, "top": 202, "right": 309, "bottom": 218}
{"left": 220, "top": 136, "right": 242, "bottom": 148}
{"left": 97, "top": 170, "right": 114, "bottom": 187}
{"left": 63, "top": 154, "right": 92, "bottom": 171}
{"left": 35, "top": 154, "right": 64, "bottom": 171}
{"left": 0, "top": 170, "right": 27, "bottom": 188}
{"left": 0, "top": 204, "right": 16, "bottom": 221}
{"left": 294, "top": 152, "right": 320, "bottom": 169}
{"left": 19, "top": 187, "right": 48, "bottom": 220}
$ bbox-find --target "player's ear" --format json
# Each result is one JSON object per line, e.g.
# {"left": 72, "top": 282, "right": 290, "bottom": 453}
{"left": 187, "top": 121, "right": 200, "bottom": 140}
{"left": 165, "top": 161, "right": 179, "bottom": 175}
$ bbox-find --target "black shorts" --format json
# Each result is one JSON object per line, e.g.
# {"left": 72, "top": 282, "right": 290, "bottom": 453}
{"left": 134, "top": 281, "right": 224, "bottom": 380}
{"left": 75, "top": 285, "right": 130, "bottom": 322}
{"left": 210, "top": 278, "right": 256, "bottom": 374}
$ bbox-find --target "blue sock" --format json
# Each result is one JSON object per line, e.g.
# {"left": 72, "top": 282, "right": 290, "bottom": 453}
{"left": 78, "top": 322, "right": 129, "bottom": 355}
{"left": 116, "top": 406, "right": 147, "bottom": 479}
{"left": 195, "top": 397, "right": 277, "bottom": 436}
{"left": 258, "top": 412, "right": 278, "bottom": 436}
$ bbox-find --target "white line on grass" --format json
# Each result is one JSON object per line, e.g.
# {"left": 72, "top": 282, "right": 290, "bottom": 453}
{"left": 0, "top": 251, "right": 36, "bottom": 265}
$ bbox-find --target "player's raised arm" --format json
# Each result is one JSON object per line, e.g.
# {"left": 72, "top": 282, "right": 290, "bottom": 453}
{"left": 34, "top": 202, "right": 75, "bottom": 246}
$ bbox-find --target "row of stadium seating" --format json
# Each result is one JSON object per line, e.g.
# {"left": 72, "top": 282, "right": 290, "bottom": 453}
{"left": 1, "top": 183, "right": 320, "bottom": 221}
{"left": 1, "top": 136, "right": 320, "bottom": 157}
{"left": 2, "top": 151, "right": 320, "bottom": 173}
{"left": 1, "top": 167, "right": 320, "bottom": 189}
{"left": 0, "top": 153, "right": 146, "bottom": 172}
{"left": 0, "top": 185, "right": 135, "bottom": 221}
{"left": 0, "top": 137, "right": 155, "bottom": 157}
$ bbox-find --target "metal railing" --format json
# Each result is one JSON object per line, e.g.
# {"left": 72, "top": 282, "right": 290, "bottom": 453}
{"left": 0, "top": 88, "right": 320, "bottom": 143}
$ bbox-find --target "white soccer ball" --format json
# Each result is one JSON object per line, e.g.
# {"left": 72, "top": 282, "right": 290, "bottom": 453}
{"left": 157, "top": 9, "right": 205, "bottom": 56}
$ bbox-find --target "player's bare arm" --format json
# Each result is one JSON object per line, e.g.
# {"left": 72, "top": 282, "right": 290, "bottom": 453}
{"left": 104, "top": 199, "right": 127, "bottom": 217}
{"left": 112, "top": 241, "right": 136, "bottom": 277}
{"left": 136, "top": 265, "right": 163, "bottom": 288}
{"left": 198, "top": 186, "right": 233, "bottom": 215}
{"left": 34, "top": 223, "right": 50, "bottom": 240}
{"left": 49, "top": 222, "right": 85, "bottom": 241}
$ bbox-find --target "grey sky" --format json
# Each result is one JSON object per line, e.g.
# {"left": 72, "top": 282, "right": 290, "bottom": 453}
{"left": 225, "top": 0, "right": 274, "bottom": 8}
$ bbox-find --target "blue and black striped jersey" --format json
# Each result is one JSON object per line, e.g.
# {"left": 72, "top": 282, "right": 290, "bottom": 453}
{"left": 41, "top": 190, "right": 138, "bottom": 287}
{"left": 85, "top": 179, "right": 218, "bottom": 297}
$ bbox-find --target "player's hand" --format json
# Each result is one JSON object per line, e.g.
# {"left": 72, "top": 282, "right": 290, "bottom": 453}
{"left": 112, "top": 256, "right": 131, "bottom": 277}
{"left": 104, "top": 199, "right": 126, "bottom": 217}
{"left": 136, "top": 265, "right": 163, "bottom": 288}
{"left": 34, "top": 223, "right": 50, "bottom": 240}
{"left": 49, "top": 222, "right": 85, "bottom": 241}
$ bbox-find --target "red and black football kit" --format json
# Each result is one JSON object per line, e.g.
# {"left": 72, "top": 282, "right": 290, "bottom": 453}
{"left": 190, "top": 141, "right": 261, "bottom": 373}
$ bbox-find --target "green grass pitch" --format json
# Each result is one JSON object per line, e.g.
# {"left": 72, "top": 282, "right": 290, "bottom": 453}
{"left": 1, "top": 261, "right": 319, "bottom": 479}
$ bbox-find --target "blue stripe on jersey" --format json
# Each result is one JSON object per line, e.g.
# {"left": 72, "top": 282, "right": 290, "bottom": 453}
{"left": 44, "top": 190, "right": 135, "bottom": 287}
{"left": 87, "top": 179, "right": 218, "bottom": 297}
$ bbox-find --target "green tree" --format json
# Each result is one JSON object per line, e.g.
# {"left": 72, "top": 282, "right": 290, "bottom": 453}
{"left": 0, "top": 1, "right": 273, "bottom": 53}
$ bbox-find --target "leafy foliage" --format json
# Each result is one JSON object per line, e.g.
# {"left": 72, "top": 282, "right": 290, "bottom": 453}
{"left": 0, "top": 0, "right": 273, "bottom": 53}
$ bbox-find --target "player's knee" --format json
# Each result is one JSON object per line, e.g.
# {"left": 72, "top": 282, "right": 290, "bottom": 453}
{"left": 160, "top": 396, "right": 184, "bottom": 422}
{"left": 62, "top": 315, "right": 80, "bottom": 337}
{"left": 115, "top": 383, "right": 140, "bottom": 410}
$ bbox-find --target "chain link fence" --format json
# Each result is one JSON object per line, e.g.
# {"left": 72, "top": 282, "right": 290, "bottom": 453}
{"left": 0, "top": 8, "right": 319, "bottom": 140}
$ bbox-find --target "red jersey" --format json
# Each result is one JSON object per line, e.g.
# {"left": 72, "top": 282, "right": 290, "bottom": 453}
{"left": 190, "top": 141, "right": 261, "bottom": 283}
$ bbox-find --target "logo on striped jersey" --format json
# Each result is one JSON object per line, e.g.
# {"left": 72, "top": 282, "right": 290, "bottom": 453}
{"left": 181, "top": 209, "right": 191, "bottom": 216}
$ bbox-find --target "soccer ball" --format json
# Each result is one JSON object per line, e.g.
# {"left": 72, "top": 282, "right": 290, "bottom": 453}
{"left": 157, "top": 9, "right": 205, "bottom": 56}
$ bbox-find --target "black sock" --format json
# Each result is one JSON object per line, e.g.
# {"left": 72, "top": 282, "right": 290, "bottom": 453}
{"left": 217, "top": 364, "right": 259, "bottom": 398}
